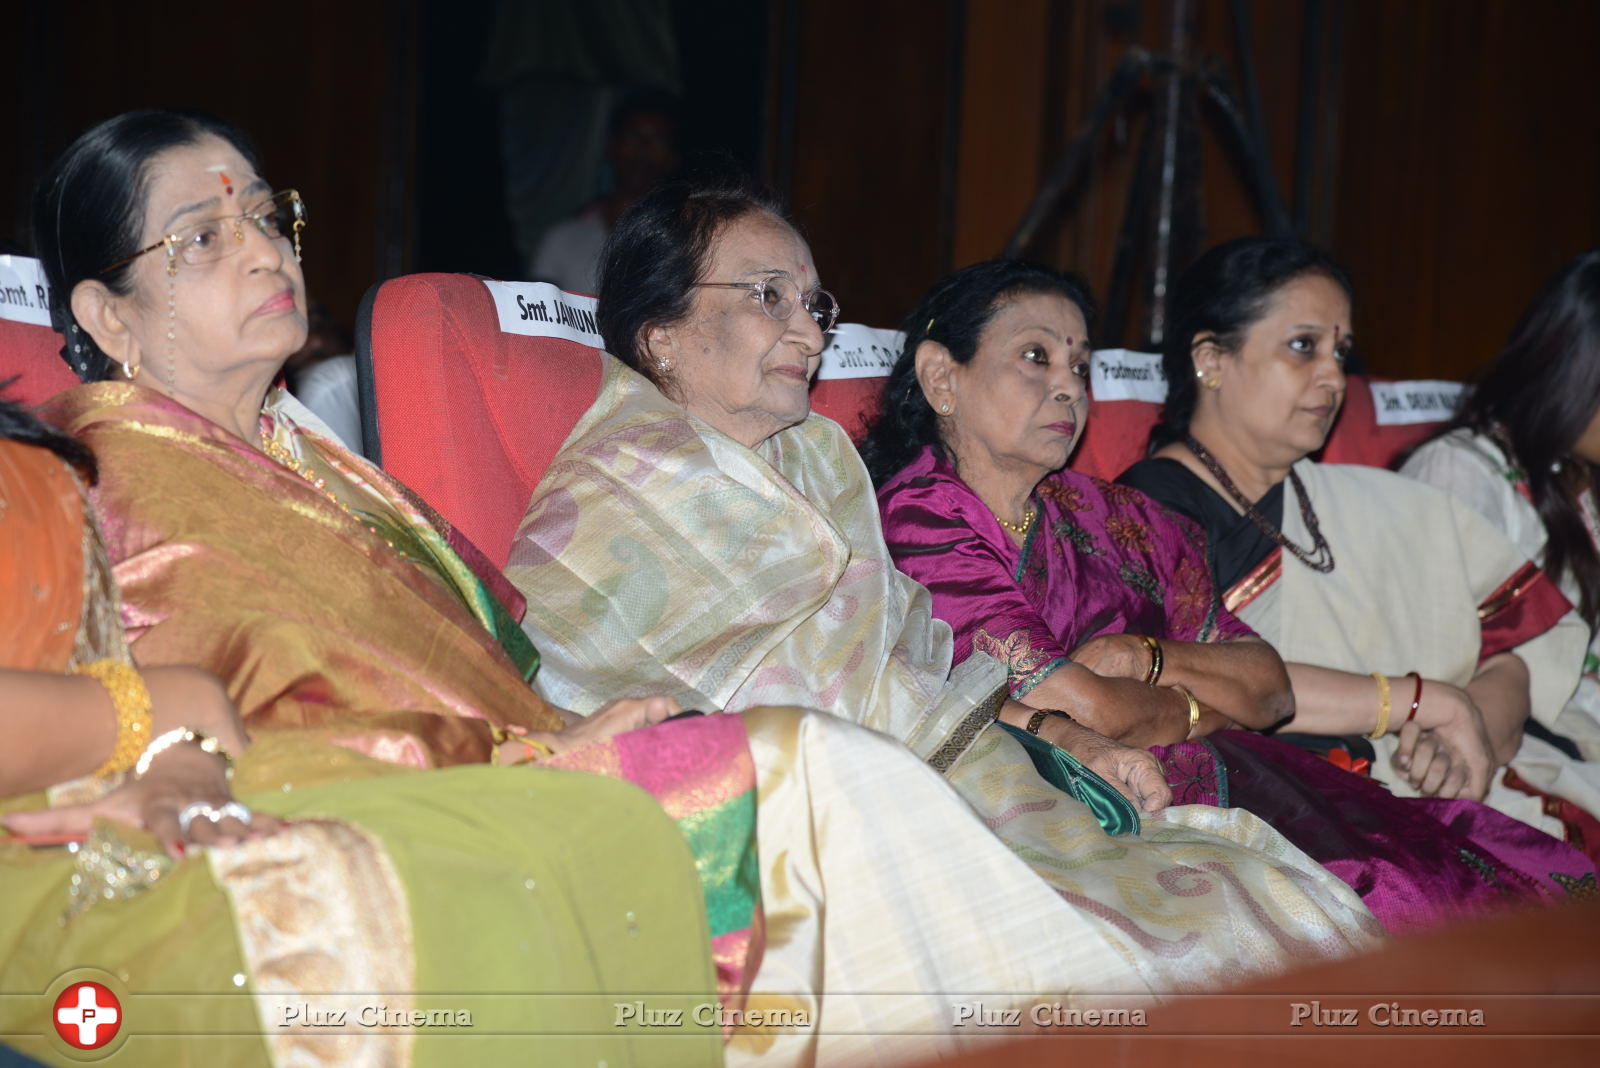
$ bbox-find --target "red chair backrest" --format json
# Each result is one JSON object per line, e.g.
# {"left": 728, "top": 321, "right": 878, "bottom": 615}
{"left": 810, "top": 322, "right": 899, "bottom": 440}
{"left": 1320, "top": 375, "right": 1466, "bottom": 467}
{"left": 0, "top": 256, "right": 78, "bottom": 404}
{"left": 356, "top": 274, "right": 603, "bottom": 567}
{"left": 1065, "top": 368, "right": 1464, "bottom": 478}
{"left": 359, "top": 288, "right": 1463, "bottom": 568}
{"left": 810, "top": 341, "right": 1464, "bottom": 479}
{"left": 359, "top": 293, "right": 903, "bottom": 564}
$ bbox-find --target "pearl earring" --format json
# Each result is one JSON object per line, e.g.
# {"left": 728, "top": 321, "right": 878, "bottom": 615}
{"left": 939, "top": 403, "right": 951, "bottom": 414}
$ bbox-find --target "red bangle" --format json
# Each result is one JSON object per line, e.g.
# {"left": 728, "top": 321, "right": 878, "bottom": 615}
{"left": 1405, "top": 671, "right": 1423, "bottom": 722}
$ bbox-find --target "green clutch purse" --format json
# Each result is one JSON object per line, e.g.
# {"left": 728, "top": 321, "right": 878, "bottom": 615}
{"left": 994, "top": 720, "right": 1141, "bottom": 836}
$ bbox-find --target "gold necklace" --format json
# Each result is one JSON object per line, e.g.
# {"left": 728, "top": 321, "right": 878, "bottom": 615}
{"left": 259, "top": 430, "right": 399, "bottom": 552}
{"left": 994, "top": 501, "right": 1038, "bottom": 537}
{"left": 259, "top": 432, "right": 358, "bottom": 521}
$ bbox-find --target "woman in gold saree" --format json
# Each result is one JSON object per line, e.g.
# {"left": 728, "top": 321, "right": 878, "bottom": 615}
{"left": 7, "top": 109, "right": 1237, "bottom": 1067}
{"left": 507, "top": 174, "right": 1384, "bottom": 991}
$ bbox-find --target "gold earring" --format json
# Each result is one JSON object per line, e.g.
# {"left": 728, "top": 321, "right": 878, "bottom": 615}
{"left": 656, "top": 358, "right": 673, "bottom": 373}
{"left": 293, "top": 218, "right": 304, "bottom": 263}
{"left": 120, "top": 360, "right": 140, "bottom": 380}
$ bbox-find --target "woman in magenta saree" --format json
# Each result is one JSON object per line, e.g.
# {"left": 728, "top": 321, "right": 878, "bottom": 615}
{"left": 863, "top": 259, "right": 1598, "bottom": 935}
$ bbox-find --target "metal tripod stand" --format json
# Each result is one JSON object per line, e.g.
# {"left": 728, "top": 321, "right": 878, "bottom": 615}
{"left": 1003, "top": 0, "right": 1335, "bottom": 349}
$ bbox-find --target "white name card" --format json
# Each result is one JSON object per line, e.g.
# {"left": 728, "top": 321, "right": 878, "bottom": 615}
{"left": 482, "top": 280, "right": 602, "bottom": 347}
{"left": 1090, "top": 349, "right": 1167, "bottom": 402}
{"left": 0, "top": 255, "right": 54, "bottom": 328}
{"left": 1369, "top": 380, "right": 1465, "bottom": 426}
{"left": 817, "top": 323, "right": 904, "bottom": 380}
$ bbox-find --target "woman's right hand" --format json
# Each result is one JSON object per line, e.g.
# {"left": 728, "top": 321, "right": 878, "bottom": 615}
{"left": 3, "top": 739, "right": 280, "bottom": 859}
{"left": 1394, "top": 679, "right": 1497, "bottom": 800}
{"left": 499, "top": 696, "right": 683, "bottom": 763}
{"left": 1000, "top": 700, "right": 1171, "bottom": 813}
{"left": 142, "top": 666, "right": 252, "bottom": 756}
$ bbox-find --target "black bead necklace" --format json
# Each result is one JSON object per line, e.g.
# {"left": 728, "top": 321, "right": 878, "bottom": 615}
{"left": 1185, "top": 436, "right": 1336, "bottom": 573}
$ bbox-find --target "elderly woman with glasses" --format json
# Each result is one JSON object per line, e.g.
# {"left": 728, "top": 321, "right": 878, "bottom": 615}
{"left": 507, "top": 174, "right": 1384, "bottom": 991}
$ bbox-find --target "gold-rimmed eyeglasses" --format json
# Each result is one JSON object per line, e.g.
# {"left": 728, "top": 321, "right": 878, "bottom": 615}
{"left": 98, "top": 189, "right": 307, "bottom": 278}
{"left": 693, "top": 274, "right": 840, "bottom": 332}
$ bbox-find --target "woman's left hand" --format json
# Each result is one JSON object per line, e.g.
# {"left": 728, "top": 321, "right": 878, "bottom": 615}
{"left": 1068, "top": 633, "right": 1151, "bottom": 682}
{"left": 1391, "top": 719, "right": 1475, "bottom": 799}
{"left": 1001, "top": 701, "right": 1172, "bottom": 813}
{"left": 2, "top": 744, "right": 281, "bottom": 860}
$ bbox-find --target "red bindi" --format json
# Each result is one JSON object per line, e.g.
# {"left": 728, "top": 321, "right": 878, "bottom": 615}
{"left": 220, "top": 172, "right": 234, "bottom": 196}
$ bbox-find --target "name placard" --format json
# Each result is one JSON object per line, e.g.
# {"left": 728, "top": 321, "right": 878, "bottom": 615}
{"left": 816, "top": 323, "right": 904, "bottom": 381}
{"left": 0, "top": 255, "right": 54, "bottom": 328}
{"left": 482, "top": 280, "right": 602, "bottom": 347}
{"left": 1090, "top": 349, "right": 1167, "bottom": 402}
{"left": 1369, "top": 380, "right": 1465, "bottom": 426}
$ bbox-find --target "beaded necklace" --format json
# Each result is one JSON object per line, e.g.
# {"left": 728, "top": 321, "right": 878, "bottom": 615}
{"left": 994, "top": 501, "right": 1039, "bottom": 537}
{"left": 1185, "top": 436, "right": 1336, "bottom": 573}
{"left": 258, "top": 431, "right": 358, "bottom": 520}
{"left": 258, "top": 429, "right": 407, "bottom": 556}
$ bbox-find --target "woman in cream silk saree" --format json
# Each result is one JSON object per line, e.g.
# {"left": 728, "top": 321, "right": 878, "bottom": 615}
{"left": 508, "top": 359, "right": 1384, "bottom": 999}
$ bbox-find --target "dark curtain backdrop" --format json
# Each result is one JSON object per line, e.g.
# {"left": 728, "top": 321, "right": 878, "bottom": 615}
{"left": 6, "top": 0, "right": 1595, "bottom": 382}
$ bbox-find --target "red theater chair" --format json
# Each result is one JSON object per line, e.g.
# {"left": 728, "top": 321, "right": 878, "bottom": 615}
{"left": 357, "top": 279, "right": 904, "bottom": 565}
{"left": 0, "top": 256, "right": 78, "bottom": 404}
{"left": 355, "top": 273, "right": 605, "bottom": 568}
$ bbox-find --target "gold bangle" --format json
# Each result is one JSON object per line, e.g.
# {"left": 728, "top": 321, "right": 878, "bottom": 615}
{"left": 133, "top": 727, "right": 235, "bottom": 780}
{"left": 1140, "top": 635, "right": 1164, "bottom": 686}
{"left": 72, "top": 658, "right": 153, "bottom": 779}
{"left": 1170, "top": 683, "right": 1200, "bottom": 737}
{"left": 1368, "top": 672, "right": 1393, "bottom": 739}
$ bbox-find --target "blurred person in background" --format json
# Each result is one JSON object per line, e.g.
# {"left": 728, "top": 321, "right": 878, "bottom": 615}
{"left": 530, "top": 89, "right": 681, "bottom": 293}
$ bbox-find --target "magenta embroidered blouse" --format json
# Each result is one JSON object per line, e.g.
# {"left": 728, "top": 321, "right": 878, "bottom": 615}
{"left": 878, "top": 446, "right": 1253, "bottom": 697}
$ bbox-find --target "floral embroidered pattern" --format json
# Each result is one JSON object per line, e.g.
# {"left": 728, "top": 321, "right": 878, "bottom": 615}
{"left": 1101, "top": 482, "right": 1145, "bottom": 508}
{"left": 1456, "top": 847, "right": 1502, "bottom": 889}
{"left": 974, "top": 627, "right": 1057, "bottom": 679}
{"left": 1038, "top": 480, "right": 1091, "bottom": 512}
{"left": 1105, "top": 514, "right": 1154, "bottom": 553}
{"left": 1168, "top": 556, "right": 1211, "bottom": 637}
{"left": 1119, "top": 562, "right": 1163, "bottom": 606}
{"left": 1551, "top": 871, "right": 1597, "bottom": 900}
{"left": 1157, "top": 740, "right": 1227, "bottom": 807}
{"left": 1052, "top": 519, "right": 1103, "bottom": 556}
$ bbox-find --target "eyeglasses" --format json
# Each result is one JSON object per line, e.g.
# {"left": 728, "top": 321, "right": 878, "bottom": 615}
{"left": 99, "top": 189, "right": 307, "bottom": 277}
{"left": 693, "top": 274, "right": 840, "bottom": 332}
